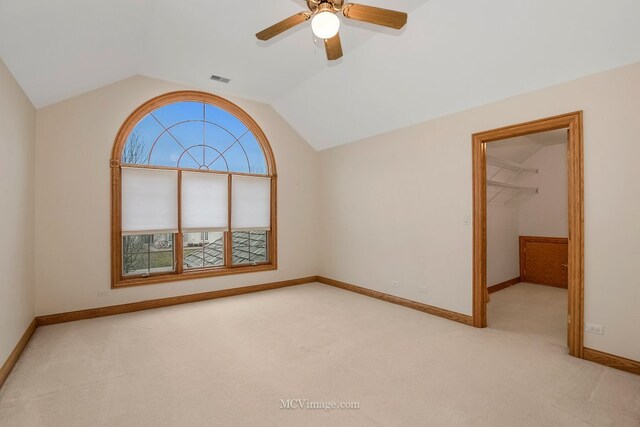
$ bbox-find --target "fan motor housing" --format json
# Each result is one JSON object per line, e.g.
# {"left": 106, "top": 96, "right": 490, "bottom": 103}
{"left": 308, "top": 0, "right": 343, "bottom": 13}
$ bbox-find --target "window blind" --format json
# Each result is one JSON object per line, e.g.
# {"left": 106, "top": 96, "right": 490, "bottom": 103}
{"left": 231, "top": 175, "right": 271, "bottom": 231}
{"left": 181, "top": 171, "right": 228, "bottom": 232}
{"left": 121, "top": 168, "right": 178, "bottom": 235}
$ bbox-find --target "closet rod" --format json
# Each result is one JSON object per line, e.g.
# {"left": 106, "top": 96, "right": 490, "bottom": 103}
{"left": 487, "top": 179, "right": 538, "bottom": 193}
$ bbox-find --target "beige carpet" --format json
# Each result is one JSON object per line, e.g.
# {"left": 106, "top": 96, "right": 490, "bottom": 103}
{"left": 1, "top": 282, "right": 639, "bottom": 426}
{"left": 488, "top": 282, "right": 568, "bottom": 347}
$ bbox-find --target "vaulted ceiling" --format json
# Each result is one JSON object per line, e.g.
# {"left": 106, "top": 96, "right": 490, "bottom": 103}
{"left": 1, "top": 0, "right": 639, "bottom": 150}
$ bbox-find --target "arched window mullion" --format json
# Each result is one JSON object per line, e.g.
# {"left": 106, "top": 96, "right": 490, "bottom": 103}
{"left": 149, "top": 113, "right": 202, "bottom": 167}
{"left": 141, "top": 119, "right": 260, "bottom": 172}
{"left": 206, "top": 129, "right": 250, "bottom": 169}
{"left": 177, "top": 145, "right": 230, "bottom": 172}
{"left": 235, "top": 138, "right": 252, "bottom": 174}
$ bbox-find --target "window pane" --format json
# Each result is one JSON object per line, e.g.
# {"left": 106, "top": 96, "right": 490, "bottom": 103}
{"left": 232, "top": 231, "right": 268, "bottom": 265}
{"left": 123, "top": 234, "right": 174, "bottom": 276}
{"left": 123, "top": 101, "right": 268, "bottom": 174}
{"left": 183, "top": 232, "right": 225, "bottom": 270}
{"left": 241, "top": 132, "right": 268, "bottom": 175}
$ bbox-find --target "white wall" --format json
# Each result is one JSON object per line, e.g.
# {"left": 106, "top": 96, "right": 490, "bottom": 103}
{"left": 319, "top": 61, "right": 640, "bottom": 361}
{"left": 486, "top": 203, "right": 520, "bottom": 286}
{"left": 486, "top": 142, "right": 569, "bottom": 286}
{"left": 519, "top": 144, "right": 569, "bottom": 237}
{"left": 0, "top": 58, "right": 35, "bottom": 362}
{"left": 35, "top": 75, "right": 319, "bottom": 315}
{"left": 486, "top": 161, "right": 523, "bottom": 286}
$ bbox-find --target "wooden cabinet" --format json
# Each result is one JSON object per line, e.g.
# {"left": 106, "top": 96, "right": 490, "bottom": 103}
{"left": 519, "top": 236, "right": 568, "bottom": 288}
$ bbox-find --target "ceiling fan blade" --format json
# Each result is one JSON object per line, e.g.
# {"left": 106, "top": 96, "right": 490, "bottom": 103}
{"left": 324, "top": 33, "right": 343, "bottom": 61}
{"left": 342, "top": 4, "right": 407, "bottom": 29}
{"left": 256, "top": 12, "right": 311, "bottom": 41}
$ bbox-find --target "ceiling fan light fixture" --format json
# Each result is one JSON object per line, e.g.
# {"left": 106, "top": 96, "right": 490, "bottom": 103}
{"left": 256, "top": 1, "right": 407, "bottom": 61}
{"left": 311, "top": 11, "right": 340, "bottom": 39}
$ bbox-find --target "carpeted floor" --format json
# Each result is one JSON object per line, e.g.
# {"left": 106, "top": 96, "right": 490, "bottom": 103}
{"left": 488, "top": 282, "right": 568, "bottom": 346}
{"left": 1, "top": 282, "right": 639, "bottom": 426}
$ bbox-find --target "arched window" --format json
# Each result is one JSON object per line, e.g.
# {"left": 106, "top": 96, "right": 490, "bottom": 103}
{"left": 111, "top": 91, "right": 277, "bottom": 287}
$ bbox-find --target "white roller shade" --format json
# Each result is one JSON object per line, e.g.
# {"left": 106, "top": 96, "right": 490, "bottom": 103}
{"left": 181, "top": 171, "right": 228, "bottom": 232}
{"left": 121, "top": 168, "right": 178, "bottom": 235}
{"left": 231, "top": 176, "right": 271, "bottom": 231}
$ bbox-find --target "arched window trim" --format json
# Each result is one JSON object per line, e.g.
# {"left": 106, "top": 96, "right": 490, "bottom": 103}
{"left": 111, "top": 91, "right": 277, "bottom": 288}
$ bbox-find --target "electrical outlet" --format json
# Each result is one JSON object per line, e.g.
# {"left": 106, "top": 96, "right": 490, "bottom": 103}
{"left": 463, "top": 214, "right": 471, "bottom": 225}
{"left": 418, "top": 285, "right": 427, "bottom": 294}
{"left": 585, "top": 323, "right": 604, "bottom": 335}
{"left": 98, "top": 290, "right": 110, "bottom": 298}
{"left": 392, "top": 281, "right": 399, "bottom": 288}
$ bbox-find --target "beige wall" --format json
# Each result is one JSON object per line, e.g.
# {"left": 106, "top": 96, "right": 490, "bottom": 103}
{"left": 0, "top": 59, "right": 35, "bottom": 363}
{"left": 319, "top": 62, "right": 640, "bottom": 361}
{"left": 35, "top": 76, "right": 319, "bottom": 315}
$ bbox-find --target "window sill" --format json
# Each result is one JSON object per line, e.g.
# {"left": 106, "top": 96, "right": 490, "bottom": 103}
{"left": 112, "top": 263, "right": 277, "bottom": 288}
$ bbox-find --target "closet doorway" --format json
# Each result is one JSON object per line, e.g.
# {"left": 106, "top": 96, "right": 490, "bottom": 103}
{"left": 472, "top": 112, "right": 584, "bottom": 358}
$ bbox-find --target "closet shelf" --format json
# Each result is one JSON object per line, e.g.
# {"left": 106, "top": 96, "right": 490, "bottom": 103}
{"left": 487, "top": 155, "right": 538, "bottom": 174}
{"left": 487, "top": 180, "right": 538, "bottom": 193}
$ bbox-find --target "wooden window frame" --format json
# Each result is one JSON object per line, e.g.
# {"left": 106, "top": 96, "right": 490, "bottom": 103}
{"left": 111, "top": 91, "right": 277, "bottom": 288}
{"left": 472, "top": 111, "right": 584, "bottom": 358}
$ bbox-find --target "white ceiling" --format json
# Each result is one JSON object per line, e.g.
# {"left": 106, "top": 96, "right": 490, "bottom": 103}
{"left": 488, "top": 129, "right": 567, "bottom": 164}
{"left": 1, "top": 0, "right": 639, "bottom": 151}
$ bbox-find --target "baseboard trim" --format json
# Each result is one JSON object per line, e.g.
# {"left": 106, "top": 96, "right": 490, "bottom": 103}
{"left": 0, "top": 319, "right": 37, "bottom": 389}
{"left": 583, "top": 347, "right": 640, "bottom": 376}
{"left": 36, "top": 276, "right": 319, "bottom": 326}
{"left": 488, "top": 277, "right": 520, "bottom": 294}
{"left": 317, "top": 276, "right": 473, "bottom": 326}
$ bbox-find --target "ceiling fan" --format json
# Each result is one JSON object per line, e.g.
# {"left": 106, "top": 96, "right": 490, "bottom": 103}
{"left": 256, "top": 0, "right": 408, "bottom": 61}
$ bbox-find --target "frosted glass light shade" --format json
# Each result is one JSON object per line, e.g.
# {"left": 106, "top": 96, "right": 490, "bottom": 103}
{"left": 311, "top": 11, "right": 340, "bottom": 39}
{"left": 231, "top": 176, "right": 271, "bottom": 231}
{"left": 122, "top": 168, "right": 178, "bottom": 235}
{"left": 181, "top": 172, "right": 228, "bottom": 232}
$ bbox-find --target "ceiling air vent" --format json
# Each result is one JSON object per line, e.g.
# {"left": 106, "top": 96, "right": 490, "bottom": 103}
{"left": 210, "top": 74, "right": 231, "bottom": 84}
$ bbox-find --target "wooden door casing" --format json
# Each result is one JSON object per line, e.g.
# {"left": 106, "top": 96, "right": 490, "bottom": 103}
{"left": 519, "top": 236, "right": 568, "bottom": 288}
{"left": 473, "top": 111, "right": 583, "bottom": 357}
